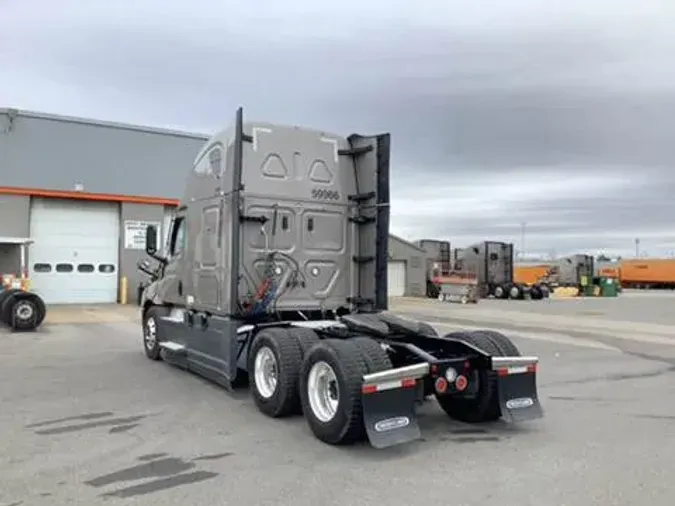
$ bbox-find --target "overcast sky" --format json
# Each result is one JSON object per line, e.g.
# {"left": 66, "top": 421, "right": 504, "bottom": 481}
{"left": 2, "top": 0, "right": 674, "bottom": 258}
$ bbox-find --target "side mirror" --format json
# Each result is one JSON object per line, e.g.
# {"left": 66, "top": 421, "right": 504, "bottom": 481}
{"left": 145, "top": 225, "right": 158, "bottom": 255}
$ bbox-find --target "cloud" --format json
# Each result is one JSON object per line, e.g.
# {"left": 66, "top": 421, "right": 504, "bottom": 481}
{"left": 2, "top": 0, "right": 675, "bottom": 256}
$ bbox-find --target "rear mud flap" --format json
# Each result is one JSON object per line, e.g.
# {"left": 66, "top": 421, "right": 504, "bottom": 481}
{"left": 362, "top": 386, "right": 422, "bottom": 449}
{"left": 497, "top": 372, "right": 543, "bottom": 423}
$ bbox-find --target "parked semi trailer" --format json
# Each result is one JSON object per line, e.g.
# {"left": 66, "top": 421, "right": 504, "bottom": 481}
{"left": 137, "top": 108, "right": 543, "bottom": 449}
{"left": 619, "top": 259, "right": 675, "bottom": 289}
{"left": 455, "top": 241, "right": 546, "bottom": 300}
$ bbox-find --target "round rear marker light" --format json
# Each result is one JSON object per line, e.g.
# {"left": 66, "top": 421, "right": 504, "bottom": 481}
{"left": 455, "top": 375, "right": 468, "bottom": 391}
{"left": 434, "top": 377, "right": 448, "bottom": 393}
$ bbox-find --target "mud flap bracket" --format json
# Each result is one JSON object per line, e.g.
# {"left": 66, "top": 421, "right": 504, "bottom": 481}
{"left": 492, "top": 357, "right": 544, "bottom": 423}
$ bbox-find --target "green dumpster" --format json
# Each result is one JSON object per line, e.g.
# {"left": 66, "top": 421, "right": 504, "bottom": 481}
{"left": 599, "top": 277, "right": 619, "bottom": 297}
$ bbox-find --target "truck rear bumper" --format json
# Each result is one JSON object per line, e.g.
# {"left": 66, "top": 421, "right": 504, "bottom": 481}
{"left": 360, "top": 356, "right": 542, "bottom": 448}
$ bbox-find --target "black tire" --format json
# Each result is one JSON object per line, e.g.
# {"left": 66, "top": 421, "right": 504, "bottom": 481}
{"left": 143, "top": 305, "right": 170, "bottom": 360}
{"left": 530, "top": 285, "right": 544, "bottom": 300}
{"left": 493, "top": 285, "right": 506, "bottom": 299}
{"left": 470, "top": 330, "right": 521, "bottom": 357}
{"left": 350, "top": 336, "right": 392, "bottom": 373}
{"left": 508, "top": 284, "right": 522, "bottom": 300}
{"left": 249, "top": 328, "right": 303, "bottom": 418}
{"left": 288, "top": 327, "right": 320, "bottom": 357}
{"left": 299, "top": 339, "right": 368, "bottom": 445}
{"left": 2, "top": 292, "right": 42, "bottom": 331}
{"left": 0, "top": 289, "right": 21, "bottom": 325}
{"left": 436, "top": 331, "right": 504, "bottom": 423}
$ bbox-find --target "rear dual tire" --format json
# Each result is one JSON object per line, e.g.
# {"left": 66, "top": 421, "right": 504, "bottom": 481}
{"left": 436, "top": 330, "right": 520, "bottom": 423}
{"left": 249, "top": 329, "right": 392, "bottom": 446}
{"left": 299, "top": 337, "right": 392, "bottom": 445}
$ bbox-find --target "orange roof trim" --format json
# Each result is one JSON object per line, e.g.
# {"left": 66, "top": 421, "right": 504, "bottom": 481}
{"left": 0, "top": 186, "right": 180, "bottom": 206}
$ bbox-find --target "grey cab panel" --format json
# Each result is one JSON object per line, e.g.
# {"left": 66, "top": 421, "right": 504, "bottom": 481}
{"left": 154, "top": 109, "right": 390, "bottom": 317}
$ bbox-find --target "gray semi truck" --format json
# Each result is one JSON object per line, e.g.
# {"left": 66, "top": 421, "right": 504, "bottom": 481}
{"left": 540, "top": 254, "right": 595, "bottom": 290}
{"left": 454, "top": 241, "right": 547, "bottom": 300}
{"left": 137, "top": 108, "right": 543, "bottom": 449}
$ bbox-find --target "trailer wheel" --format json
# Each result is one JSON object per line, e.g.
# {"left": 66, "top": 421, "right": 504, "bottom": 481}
{"left": 493, "top": 285, "right": 505, "bottom": 299}
{"left": 143, "top": 306, "right": 170, "bottom": 360}
{"left": 436, "top": 331, "right": 504, "bottom": 423}
{"left": 249, "top": 328, "right": 303, "bottom": 418}
{"left": 299, "top": 339, "right": 368, "bottom": 445}
{"left": 350, "top": 336, "right": 392, "bottom": 373}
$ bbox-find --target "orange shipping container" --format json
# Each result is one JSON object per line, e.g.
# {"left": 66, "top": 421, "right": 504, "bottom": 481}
{"left": 619, "top": 259, "right": 675, "bottom": 284}
{"left": 513, "top": 265, "right": 551, "bottom": 285}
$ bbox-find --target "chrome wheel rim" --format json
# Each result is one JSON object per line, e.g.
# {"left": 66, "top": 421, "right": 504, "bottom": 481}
{"left": 144, "top": 316, "right": 157, "bottom": 350}
{"left": 307, "top": 361, "right": 339, "bottom": 422}
{"left": 16, "top": 302, "right": 34, "bottom": 320}
{"left": 254, "top": 346, "right": 278, "bottom": 398}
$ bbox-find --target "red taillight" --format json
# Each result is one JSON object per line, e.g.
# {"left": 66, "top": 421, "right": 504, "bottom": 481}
{"left": 361, "top": 384, "right": 378, "bottom": 395}
{"left": 455, "top": 375, "right": 468, "bottom": 391}
{"left": 434, "top": 377, "right": 448, "bottom": 393}
{"left": 401, "top": 378, "right": 417, "bottom": 388}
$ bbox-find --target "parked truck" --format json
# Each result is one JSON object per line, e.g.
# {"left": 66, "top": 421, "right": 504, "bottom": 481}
{"left": 455, "top": 241, "right": 546, "bottom": 300}
{"left": 415, "top": 239, "right": 451, "bottom": 298}
{"left": 539, "top": 254, "right": 595, "bottom": 293}
{"left": 137, "top": 108, "right": 542, "bottom": 449}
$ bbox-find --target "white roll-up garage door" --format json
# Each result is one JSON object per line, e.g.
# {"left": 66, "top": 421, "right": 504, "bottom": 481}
{"left": 387, "top": 260, "right": 406, "bottom": 297}
{"left": 29, "top": 198, "right": 120, "bottom": 304}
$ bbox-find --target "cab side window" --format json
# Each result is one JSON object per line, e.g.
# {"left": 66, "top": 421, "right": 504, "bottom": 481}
{"left": 193, "top": 144, "right": 223, "bottom": 176}
{"left": 170, "top": 217, "right": 187, "bottom": 257}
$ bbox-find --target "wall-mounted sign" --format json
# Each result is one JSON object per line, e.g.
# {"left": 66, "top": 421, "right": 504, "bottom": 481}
{"left": 124, "top": 220, "right": 161, "bottom": 250}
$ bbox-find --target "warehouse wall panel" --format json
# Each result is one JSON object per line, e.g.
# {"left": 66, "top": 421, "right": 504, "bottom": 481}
{"left": 0, "top": 194, "right": 30, "bottom": 238}
{"left": 0, "top": 108, "right": 208, "bottom": 199}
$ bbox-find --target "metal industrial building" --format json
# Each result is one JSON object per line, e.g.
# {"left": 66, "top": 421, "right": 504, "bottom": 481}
{"left": 388, "top": 235, "right": 426, "bottom": 297}
{"left": 0, "top": 108, "right": 426, "bottom": 304}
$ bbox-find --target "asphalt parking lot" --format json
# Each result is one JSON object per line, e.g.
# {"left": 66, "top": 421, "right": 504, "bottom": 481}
{"left": 2, "top": 296, "right": 675, "bottom": 506}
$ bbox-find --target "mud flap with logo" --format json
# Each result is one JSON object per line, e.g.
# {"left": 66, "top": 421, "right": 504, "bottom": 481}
{"left": 493, "top": 357, "right": 544, "bottom": 423}
{"left": 361, "top": 384, "right": 422, "bottom": 449}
